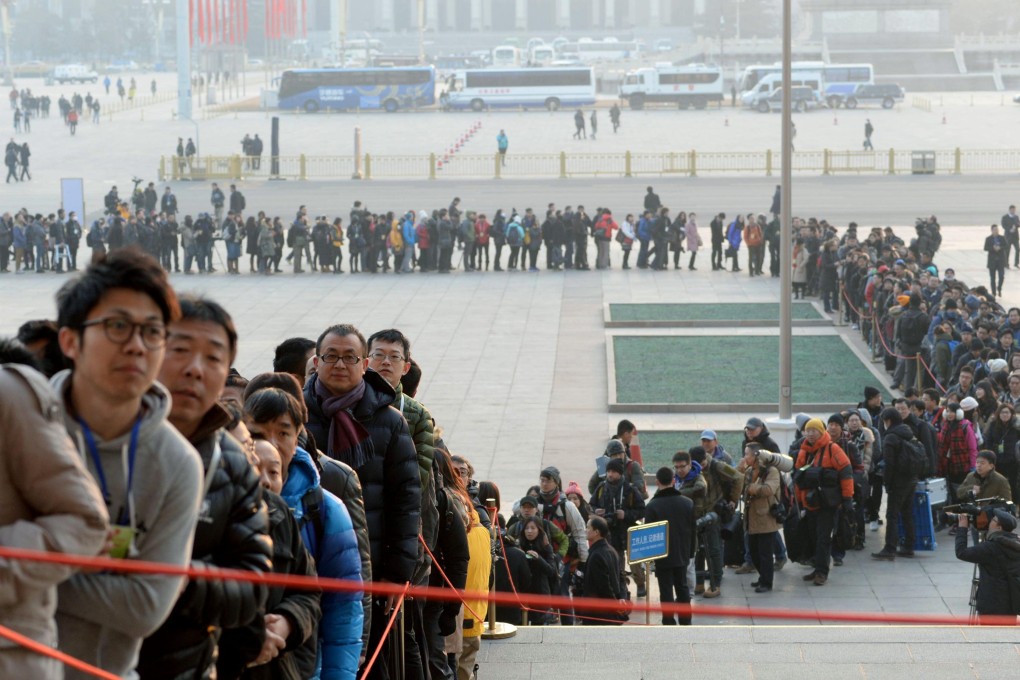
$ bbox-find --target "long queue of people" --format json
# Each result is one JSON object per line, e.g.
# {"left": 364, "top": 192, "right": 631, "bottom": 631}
{"left": 0, "top": 246, "right": 515, "bottom": 680}
{"left": 2, "top": 184, "right": 799, "bottom": 277}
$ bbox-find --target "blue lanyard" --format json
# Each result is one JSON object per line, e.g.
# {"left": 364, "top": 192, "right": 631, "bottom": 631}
{"left": 78, "top": 416, "right": 142, "bottom": 525}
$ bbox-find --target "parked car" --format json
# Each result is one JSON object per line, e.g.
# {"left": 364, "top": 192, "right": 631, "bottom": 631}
{"left": 14, "top": 60, "right": 50, "bottom": 77}
{"left": 842, "top": 83, "right": 905, "bottom": 109}
{"left": 51, "top": 64, "right": 99, "bottom": 84}
{"left": 1013, "top": 93, "right": 1020, "bottom": 104}
{"left": 756, "top": 86, "right": 822, "bottom": 113}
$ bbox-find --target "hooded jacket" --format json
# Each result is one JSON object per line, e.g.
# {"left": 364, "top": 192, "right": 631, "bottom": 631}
{"left": 281, "top": 447, "right": 363, "bottom": 680}
{"left": 304, "top": 370, "right": 421, "bottom": 585}
{"left": 673, "top": 460, "right": 709, "bottom": 517}
{"left": 138, "top": 406, "right": 273, "bottom": 680}
{"left": 0, "top": 365, "right": 109, "bottom": 680}
{"left": 50, "top": 370, "right": 204, "bottom": 680}
{"left": 955, "top": 529, "right": 1020, "bottom": 616}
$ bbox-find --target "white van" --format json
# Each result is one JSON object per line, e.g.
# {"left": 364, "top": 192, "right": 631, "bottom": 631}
{"left": 53, "top": 64, "right": 99, "bottom": 84}
{"left": 741, "top": 71, "right": 823, "bottom": 109}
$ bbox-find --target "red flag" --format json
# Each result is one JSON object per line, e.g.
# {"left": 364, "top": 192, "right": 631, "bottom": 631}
{"left": 198, "top": 0, "right": 205, "bottom": 43}
{"left": 188, "top": 0, "right": 194, "bottom": 47}
{"left": 302, "top": 0, "right": 307, "bottom": 38}
{"left": 242, "top": 0, "right": 248, "bottom": 39}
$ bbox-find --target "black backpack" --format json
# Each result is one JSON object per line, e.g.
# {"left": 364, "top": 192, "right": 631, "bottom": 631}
{"left": 898, "top": 436, "right": 928, "bottom": 479}
{"left": 298, "top": 487, "right": 326, "bottom": 561}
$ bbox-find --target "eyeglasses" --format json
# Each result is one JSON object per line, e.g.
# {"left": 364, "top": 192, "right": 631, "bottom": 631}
{"left": 82, "top": 317, "right": 167, "bottom": 350}
{"left": 368, "top": 351, "right": 405, "bottom": 364}
{"left": 319, "top": 353, "right": 362, "bottom": 365}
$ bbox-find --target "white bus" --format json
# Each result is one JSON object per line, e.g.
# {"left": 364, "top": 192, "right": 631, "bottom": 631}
{"left": 619, "top": 63, "right": 724, "bottom": 109}
{"left": 492, "top": 45, "right": 522, "bottom": 68}
{"left": 529, "top": 44, "right": 556, "bottom": 66}
{"left": 738, "top": 61, "right": 874, "bottom": 107}
{"left": 559, "top": 37, "right": 642, "bottom": 62}
{"left": 442, "top": 67, "right": 596, "bottom": 111}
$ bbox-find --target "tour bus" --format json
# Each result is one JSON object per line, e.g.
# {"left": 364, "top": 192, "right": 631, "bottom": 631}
{"left": 492, "top": 45, "right": 522, "bottom": 68}
{"left": 529, "top": 44, "right": 556, "bottom": 66}
{"left": 559, "top": 37, "right": 642, "bottom": 62}
{"left": 738, "top": 61, "right": 874, "bottom": 108}
{"left": 441, "top": 67, "right": 596, "bottom": 111}
{"left": 277, "top": 66, "right": 436, "bottom": 113}
{"left": 619, "top": 63, "right": 724, "bottom": 109}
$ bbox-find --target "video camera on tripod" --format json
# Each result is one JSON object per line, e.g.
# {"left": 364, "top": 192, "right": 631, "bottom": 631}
{"left": 942, "top": 497, "right": 1016, "bottom": 531}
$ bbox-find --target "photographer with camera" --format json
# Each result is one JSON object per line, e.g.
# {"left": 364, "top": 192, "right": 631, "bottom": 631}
{"left": 690, "top": 446, "right": 743, "bottom": 597}
{"left": 739, "top": 443, "right": 782, "bottom": 593}
{"left": 794, "top": 418, "right": 855, "bottom": 586}
{"left": 590, "top": 458, "right": 646, "bottom": 596}
{"left": 955, "top": 507, "right": 1020, "bottom": 621}
{"left": 672, "top": 450, "right": 712, "bottom": 595}
{"left": 960, "top": 451, "right": 1013, "bottom": 503}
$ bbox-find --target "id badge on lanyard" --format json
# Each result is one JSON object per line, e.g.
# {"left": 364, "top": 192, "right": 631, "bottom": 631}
{"left": 79, "top": 416, "right": 142, "bottom": 559}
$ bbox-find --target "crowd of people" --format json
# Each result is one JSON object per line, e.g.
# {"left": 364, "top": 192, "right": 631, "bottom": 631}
{"left": 3, "top": 192, "right": 1020, "bottom": 680}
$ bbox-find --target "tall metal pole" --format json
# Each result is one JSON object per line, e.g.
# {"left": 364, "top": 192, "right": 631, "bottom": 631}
{"left": 779, "top": 0, "right": 793, "bottom": 419}
{"left": 418, "top": 0, "right": 425, "bottom": 65}
{"left": 338, "top": 0, "right": 347, "bottom": 65}
{"left": 1, "top": 4, "right": 15, "bottom": 88}
{"left": 176, "top": 0, "right": 193, "bottom": 120}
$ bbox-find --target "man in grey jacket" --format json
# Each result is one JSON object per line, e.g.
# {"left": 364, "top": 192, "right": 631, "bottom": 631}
{"left": 52, "top": 249, "right": 204, "bottom": 680}
{"left": 0, "top": 364, "right": 109, "bottom": 680}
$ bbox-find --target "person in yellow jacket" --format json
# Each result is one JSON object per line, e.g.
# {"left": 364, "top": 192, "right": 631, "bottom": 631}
{"left": 458, "top": 501, "right": 491, "bottom": 680}
{"left": 389, "top": 217, "right": 404, "bottom": 273}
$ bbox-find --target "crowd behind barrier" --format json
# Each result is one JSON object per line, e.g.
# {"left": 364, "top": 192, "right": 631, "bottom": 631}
{"left": 3, "top": 187, "right": 1020, "bottom": 680}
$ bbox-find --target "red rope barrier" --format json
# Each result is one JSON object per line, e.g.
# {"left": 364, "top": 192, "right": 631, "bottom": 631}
{"left": 0, "top": 545, "right": 1016, "bottom": 627}
{"left": 839, "top": 285, "right": 947, "bottom": 394}
{"left": 0, "top": 623, "right": 119, "bottom": 680}
{"left": 359, "top": 581, "right": 409, "bottom": 679}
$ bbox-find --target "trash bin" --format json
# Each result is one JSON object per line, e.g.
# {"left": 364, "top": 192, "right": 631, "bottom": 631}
{"left": 911, "top": 150, "right": 935, "bottom": 175}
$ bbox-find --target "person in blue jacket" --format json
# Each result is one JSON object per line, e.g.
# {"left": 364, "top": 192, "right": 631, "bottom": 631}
{"left": 636, "top": 210, "right": 653, "bottom": 269}
{"left": 245, "top": 387, "right": 364, "bottom": 680}
{"left": 726, "top": 215, "right": 744, "bottom": 272}
{"left": 401, "top": 211, "right": 417, "bottom": 273}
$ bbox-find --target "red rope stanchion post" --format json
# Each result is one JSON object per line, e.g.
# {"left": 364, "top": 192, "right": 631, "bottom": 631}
{"left": 481, "top": 498, "right": 516, "bottom": 639}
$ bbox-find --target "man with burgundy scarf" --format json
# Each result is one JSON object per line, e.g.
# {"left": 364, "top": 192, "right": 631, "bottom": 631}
{"left": 303, "top": 323, "right": 420, "bottom": 680}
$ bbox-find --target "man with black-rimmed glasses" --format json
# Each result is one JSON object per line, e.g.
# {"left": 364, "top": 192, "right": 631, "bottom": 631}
{"left": 51, "top": 249, "right": 204, "bottom": 680}
{"left": 303, "top": 323, "right": 420, "bottom": 680}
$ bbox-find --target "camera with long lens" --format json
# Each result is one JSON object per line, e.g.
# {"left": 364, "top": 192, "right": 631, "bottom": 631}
{"left": 695, "top": 511, "right": 719, "bottom": 533}
{"left": 942, "top": 497, "right": 1015, "bottom": 530}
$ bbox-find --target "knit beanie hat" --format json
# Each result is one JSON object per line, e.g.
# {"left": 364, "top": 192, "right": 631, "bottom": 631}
{"left": 606, "top": 459, "right": 626, "bottom": 475}
{"left": 564, "top": 481, "right": 585, "bottom": 500}
{"left": 540, "top": 466, "right": 562, "bottom": 488}
{"left": 827, "top": 413, "right": 845, "bottom": 428}
{"left": 991, "top": 509, "right": 1018, "bottom": 533}
{"left": 803, "top": 418, "right": 826, "bottom": 434}
{"left": 605, "top": 439, "right": 626, "bottom": 457}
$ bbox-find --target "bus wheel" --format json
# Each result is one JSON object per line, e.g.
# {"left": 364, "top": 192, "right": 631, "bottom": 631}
{"left": 303, "top": 100, "right": 320, "bottom": 113}
{"left": 384, "top": 99, "right": 399, "bottom": 113}
{"left": 470, "top": 99, "right": 485, "bottom": 112}
{"left": 692, "top": 97, "right": 707, "bottom": 110}
{"left": 629, "top": 95, "right": 645, "bottom": 110}
{"left": 545, "top": 97, "right": 561, "bottom": 111}
{"left": 845, "top": 97, "right": 858, "bottom": 109}
{"left": 757, "top": 101, "right": 770, "bottom": 113}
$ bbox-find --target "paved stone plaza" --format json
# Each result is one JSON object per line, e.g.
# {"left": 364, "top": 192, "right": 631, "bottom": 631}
{"left": 5, "top": 73, "right": 1020, "bottom": 673}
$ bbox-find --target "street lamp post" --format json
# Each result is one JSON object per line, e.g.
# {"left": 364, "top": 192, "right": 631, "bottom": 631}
{"left": 779, "top": 0, "right": 793, "bottom": 419}
{"left": 1, "top": 3, "right": 15, "bottom": 88}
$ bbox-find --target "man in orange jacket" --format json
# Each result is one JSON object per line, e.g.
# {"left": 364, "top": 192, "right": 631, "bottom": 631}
{"left": 794, "top": 418, "right": 855, "bottom": 586}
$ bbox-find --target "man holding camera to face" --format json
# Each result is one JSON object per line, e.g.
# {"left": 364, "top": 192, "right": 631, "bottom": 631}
{"left": 954, "top": 507, "right": 1020, "bottom": 621}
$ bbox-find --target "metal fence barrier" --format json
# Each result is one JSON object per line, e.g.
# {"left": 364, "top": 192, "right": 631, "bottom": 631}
{"left": 158, "top": 148, "right": 1020, "bottom": 182}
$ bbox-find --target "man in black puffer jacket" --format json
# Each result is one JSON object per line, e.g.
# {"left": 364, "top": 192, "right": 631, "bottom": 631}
{"left": 871, "top": 407, "right": 918, "bottom": 562}
{"left": 139, "top": 297, "right": 272, "bottom": 680}
{"left": 304, "top": 323, "right": 421, "bottom": 680}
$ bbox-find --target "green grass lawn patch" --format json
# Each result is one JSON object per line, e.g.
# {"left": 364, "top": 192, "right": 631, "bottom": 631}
{"left": 614, "top": 335, "right": 884, "bottom": 404}
{"left": 609, "top": 302, "right": 822, "bottom": 322}
{"left": 636, "top": 431, "right": 746, "bottom": 471}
